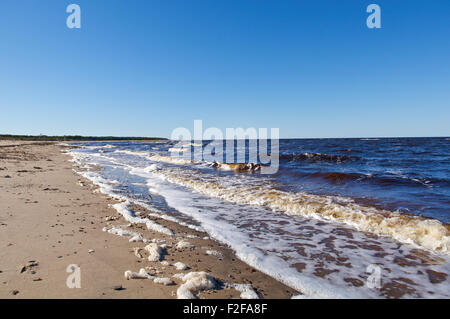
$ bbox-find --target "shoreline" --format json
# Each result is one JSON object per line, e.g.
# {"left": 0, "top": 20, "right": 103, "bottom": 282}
{"left": 0, "top": 141, "right": 297, "bottom": 298}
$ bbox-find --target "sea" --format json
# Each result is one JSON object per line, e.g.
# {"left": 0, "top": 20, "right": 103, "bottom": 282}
{"left": 68, "top": 137, "right": 450, "bottom": 298}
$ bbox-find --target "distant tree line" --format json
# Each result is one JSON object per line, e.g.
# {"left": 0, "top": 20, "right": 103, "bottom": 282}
{"left": 0, "top": 134, "right": 167, "bottom": 141}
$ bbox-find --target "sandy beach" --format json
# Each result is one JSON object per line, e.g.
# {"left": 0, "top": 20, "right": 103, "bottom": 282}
{"left": 0, "top": 141, "right": 297, "bottom": 299}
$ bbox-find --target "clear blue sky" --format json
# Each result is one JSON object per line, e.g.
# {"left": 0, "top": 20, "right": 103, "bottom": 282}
{"left": 0, "top": 0, "right": 449, "bottom": 138}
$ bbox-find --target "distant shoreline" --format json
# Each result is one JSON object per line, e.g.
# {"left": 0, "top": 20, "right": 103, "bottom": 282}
{"left": 0, "top": 134, "right": 168, "bottom": 142}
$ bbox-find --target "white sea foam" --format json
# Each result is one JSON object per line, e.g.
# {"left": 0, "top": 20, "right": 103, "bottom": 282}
{"left": 103, "top": 226, "right": 149, "bottom": 243}
{"left": 176, "top": 240, "right": 195, "bottom": 249}
{"left": 145, "top": 175, "right": 368, "bottom": 298}
{"left": 205, "top": 249, "right": 222, "bottom": 258}
{"left": 174, "top": 261, "right": 189, "bottom": 270}
{"left": 125, "top": 268, "right": 154, "bottom": 280}
{"left": 82, "top": 144, "right": 116, "bottom": 150}
{"left": 227, "top": 283, "right": 260, "bottom": 299}
{"left": 114, "top": 150, "right": 150, "bottom": 157}
{"left": 177, "top": 272, "right": 217, "bottom": 299}
{"left": 68, "top": 154, "right": 175, "bottom": 237}
{"left": 153, "top": 277, "right": 174, "bottom": 285}
{"left": 112, "top": 201, "right": 174, "bottom": 236}
{"left": 149, "top": 154, "right": 196, "bottom": 166}
{"left": 144, "top": 243, "right": 165, "bottom": 262}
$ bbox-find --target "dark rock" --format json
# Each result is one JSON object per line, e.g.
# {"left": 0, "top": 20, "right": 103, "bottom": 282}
{"left": 112, "top": 285, "right": 125, "bottom": 291}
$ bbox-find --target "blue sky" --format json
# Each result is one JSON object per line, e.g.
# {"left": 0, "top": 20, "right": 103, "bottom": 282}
{"left": 0, "top": 0, "right": 449, "bottom": 138}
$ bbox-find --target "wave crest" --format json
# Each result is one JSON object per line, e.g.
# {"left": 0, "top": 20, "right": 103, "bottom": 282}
{"left": 152, "top": 170, "right": 450, "bottom": 253}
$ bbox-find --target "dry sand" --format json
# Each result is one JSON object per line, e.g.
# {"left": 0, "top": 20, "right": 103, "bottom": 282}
{"left": 0, "top": 141, "right": 297, "bottom": 299}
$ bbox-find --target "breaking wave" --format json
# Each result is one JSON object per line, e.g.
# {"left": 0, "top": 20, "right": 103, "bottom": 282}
{"left": 114, "top": 150, "right": 150, "bottom": 157}
{"left": 151, "top": 168, "right": 450, "bottom": 253}
{"left": 210, "top": 162, "right": 262, "bottom": 172}
{"left": 148, "top": 154, "right": 196, "bottom": 165}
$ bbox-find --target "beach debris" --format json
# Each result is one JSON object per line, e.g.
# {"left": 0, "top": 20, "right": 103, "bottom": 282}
{"left": 11, "top": 290, "right": 19, "bottom": 295}
{"left": 133, "top": 247, "right": 144, "bottom": 259}
{"left": 145, "top": 266, "right": 162, "bottom": 275}
{"left": 112, "top": 285, "right": 125, "bottom": 291}
{"left": 144, "top": 243, "right": 165, "bottom": 262}
{"left": 33, "top": 278, "right": 43, "bottom": 282}
{"left": 104, "top": 216, "right": 118, "bottom": 221}
{"left": 20, "top": 261, "right": 39, "bottom": 274}
{"left": 176, "top": 240, "right": 195, "bottom": 250}
{"left": 125, "top": 268, "right": 155, "bottom": 280}
{"left": 160, "top": 261, "right": 170, "bottom": 267}
{"left": 226, "top": 283, "right": 260, "bottom": 299}
{"left": 153, "top": 277, "right": 175, "bottom": 286}
{"left": 88, "top": 249, "right": 95, "bottom": 254}
{"left": 174, "top": 262, "right": 189, "bottom": 271}
{"left": 176, "top": 271, "right": 217, "bottom": 299}
{"left": 77, "top": 181, "right": 86, "bottom": 187}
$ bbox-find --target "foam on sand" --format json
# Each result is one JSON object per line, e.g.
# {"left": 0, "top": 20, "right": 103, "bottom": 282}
{"left": 177, "top": 272, "right": 217, "bottom": 299}
{"left": 103, "top": 226, "right": 149, "bottom": 243}
{"left": 144, "top": 243, "right": 165, "bottom": 262}
{"left": 125, "top": 268, "right": 154, "bottom": 280}
{"left": 205, "top": 249, "right": 222, "bottom": 258}
{"left": 174, "top": 261, "right": 189, "bottom": 270}
{"left": 176, "top": 240, "right": 195, "bottom": 249}
{"left": 226, "top": 283, "right": 260, "bottom": 299}
{"left": 112, "top": 201, "right": 174, "bottom": 236}
{"left": 153, "top": 277, "right": 175, "bottom": 286}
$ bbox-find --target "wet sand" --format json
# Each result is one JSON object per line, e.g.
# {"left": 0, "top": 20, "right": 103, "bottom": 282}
{"left": 0, "top": 141, "right": 297, "bottom": 298}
